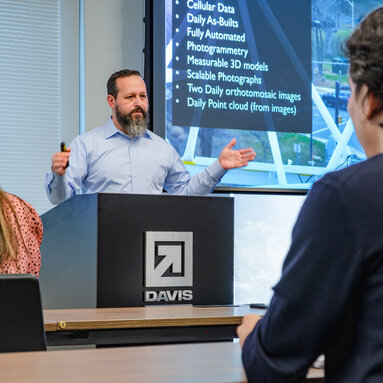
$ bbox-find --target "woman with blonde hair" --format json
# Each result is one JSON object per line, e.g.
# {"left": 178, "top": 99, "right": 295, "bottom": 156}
{"left": 0, "top": 189, "right": 42, "bottom": 276}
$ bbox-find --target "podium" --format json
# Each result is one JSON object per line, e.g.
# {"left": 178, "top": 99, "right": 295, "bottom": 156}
{"left": 39, "top": 193, "right": 234, "bottom": 309}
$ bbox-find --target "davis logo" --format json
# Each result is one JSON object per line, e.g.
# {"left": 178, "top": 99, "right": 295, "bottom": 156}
{"left": 144, "top": 231, "right": 193, "bottom": 302}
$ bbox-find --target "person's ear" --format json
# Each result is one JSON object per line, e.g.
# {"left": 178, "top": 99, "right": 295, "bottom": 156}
{"left": 107, "top": 94, "right": 115, "bottom": 110}
{"left": 366, "top": 92, "right": 380, "bottom": 119}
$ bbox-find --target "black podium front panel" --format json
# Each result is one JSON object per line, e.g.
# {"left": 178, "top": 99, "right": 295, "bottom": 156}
{"left": 97, "top": 194, "right": 234, "bottom": 307}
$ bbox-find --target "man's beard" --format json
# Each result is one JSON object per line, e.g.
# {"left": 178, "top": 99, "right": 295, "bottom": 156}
{"left": 115, "top": 105, "right": 149, "bottom": 138}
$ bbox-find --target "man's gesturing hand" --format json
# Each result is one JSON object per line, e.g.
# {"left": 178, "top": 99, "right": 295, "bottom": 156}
{"left": 218, "top": 139, "right": 256, "bottom": 170}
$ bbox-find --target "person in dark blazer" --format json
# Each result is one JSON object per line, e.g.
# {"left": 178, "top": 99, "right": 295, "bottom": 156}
{"left": 237, "top": 7, "right": 383, "bottom": 383}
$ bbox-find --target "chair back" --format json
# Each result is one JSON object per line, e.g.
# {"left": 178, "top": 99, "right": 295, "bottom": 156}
{"left": 0, "top": 274, "right": 47, "bottom": 352}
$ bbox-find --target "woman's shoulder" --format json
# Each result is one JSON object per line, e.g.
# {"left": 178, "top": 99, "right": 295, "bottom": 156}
{"left": 5, "top": 193, "right": 35, "bottom": 213}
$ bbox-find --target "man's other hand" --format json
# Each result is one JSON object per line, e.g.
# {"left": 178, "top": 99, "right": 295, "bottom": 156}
{"left": 218, "top": 139, "right": 256, "bottom": 170}
{"left": 51, "top": 149, "right": 71, "bottom": 176}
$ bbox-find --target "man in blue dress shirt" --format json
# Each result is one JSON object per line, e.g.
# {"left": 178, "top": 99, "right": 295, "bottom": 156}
{"left": 45, "top": 69, "right": 256, "bottom": 205}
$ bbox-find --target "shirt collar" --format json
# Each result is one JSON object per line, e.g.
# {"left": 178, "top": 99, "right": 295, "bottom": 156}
{"left": 104, "top": 117, "right": 153, "bottom": 140}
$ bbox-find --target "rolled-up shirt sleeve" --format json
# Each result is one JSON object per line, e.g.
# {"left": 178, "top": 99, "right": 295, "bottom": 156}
{"left": 45, "top": 172, "right": 73, "bottom": 205}
{"left": 164, "top": 146, "right": 227, "bottom": 195}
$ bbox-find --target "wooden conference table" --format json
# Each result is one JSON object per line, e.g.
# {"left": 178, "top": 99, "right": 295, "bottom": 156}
{"left": 43, "top": 304, "right": 262, "bottom": 346}
{"left": 0, "top": 342, "right": 324, "bottom": 383}
{"left": 10, "top": 305, "right": 323, "bottom": 382}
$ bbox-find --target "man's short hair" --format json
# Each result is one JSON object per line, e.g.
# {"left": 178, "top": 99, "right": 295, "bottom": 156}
{"left": 107, "top": 69, "right": 142, "bottom": 98}
{"left": 344, "top": 7, "right": 383, "bottom": 118}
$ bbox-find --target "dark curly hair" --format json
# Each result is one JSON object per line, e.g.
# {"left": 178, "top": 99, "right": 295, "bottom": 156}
{"left": 107, "top": 69, "right": 142, "bottom": 98}
{"left": 344, "top": 7, "right": 383, "bottom": 119}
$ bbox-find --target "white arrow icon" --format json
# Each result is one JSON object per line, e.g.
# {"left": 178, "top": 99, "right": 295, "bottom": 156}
{"left": 156, "top": 245, "right": 182, "bottom": 276}
{"left": 145, "top": 232, "right": 193, "bottom": 287}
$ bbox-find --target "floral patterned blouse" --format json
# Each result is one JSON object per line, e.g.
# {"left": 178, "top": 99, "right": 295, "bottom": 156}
{"left": 1, "top": 194, "right": 42, "bottom": 277}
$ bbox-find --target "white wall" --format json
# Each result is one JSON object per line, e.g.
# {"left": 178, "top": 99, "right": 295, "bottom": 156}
{"left": 61, "top": 0, "right": 80, "bottom": 144}
{"left": 84, "top": 0, "right": 145, "bottom": 131}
